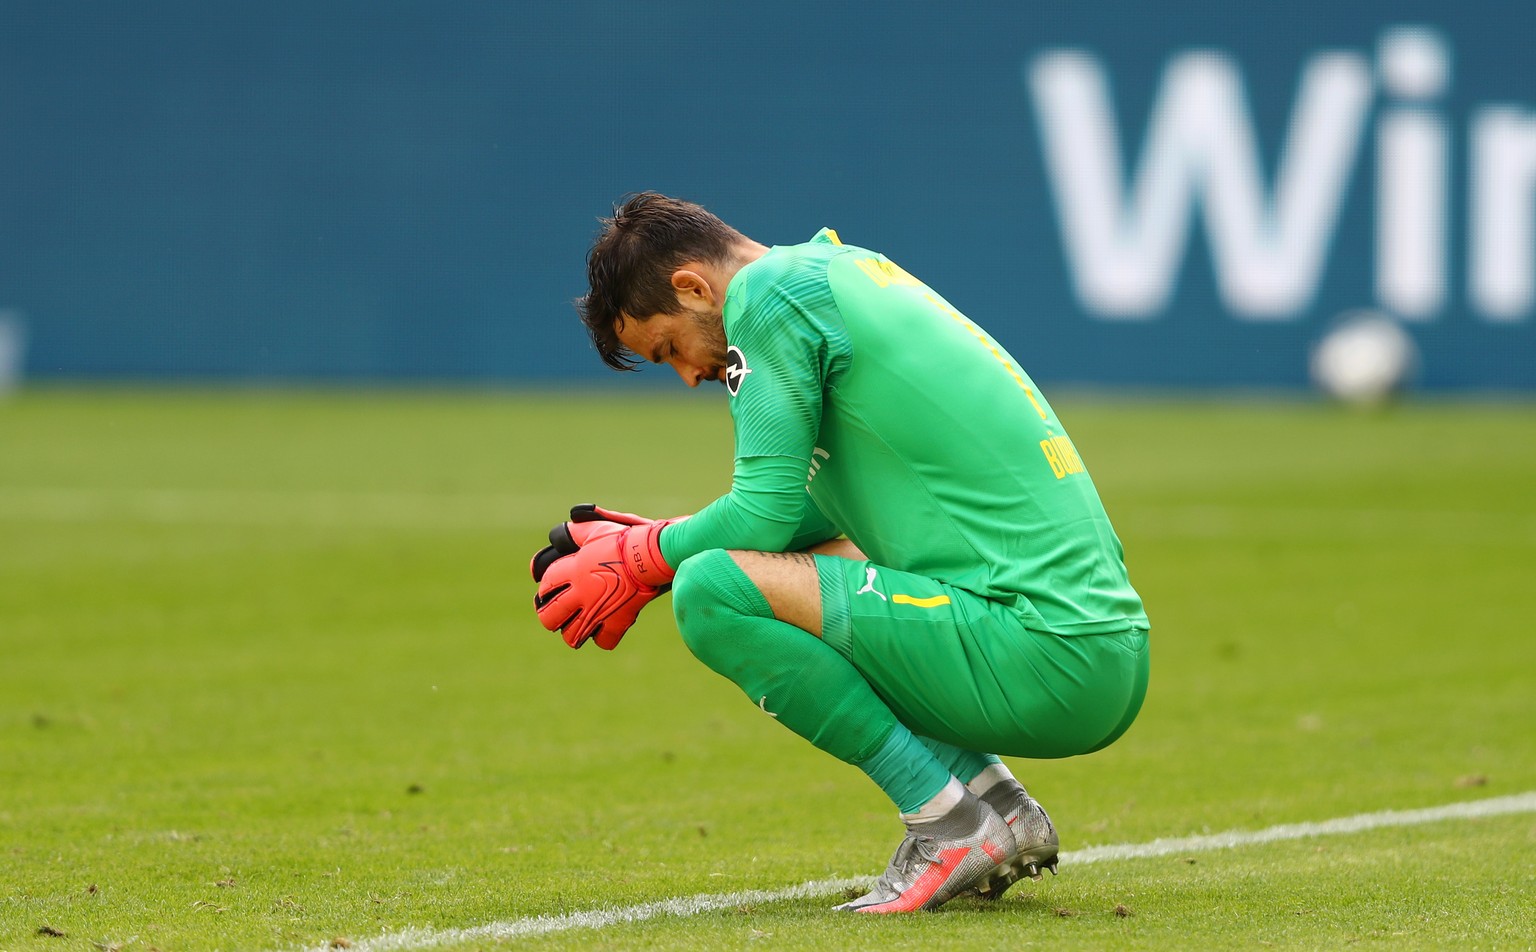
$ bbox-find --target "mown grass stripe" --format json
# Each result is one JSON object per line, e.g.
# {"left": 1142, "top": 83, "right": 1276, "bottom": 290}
{"left": 296, "top": 791, "right": 1536, "bottom": 951}
{"left": 4, "top": 487, "right": 1535, "bottom": 544}
{"left": 0, "top": 487, "right": 693, "bottom": 530}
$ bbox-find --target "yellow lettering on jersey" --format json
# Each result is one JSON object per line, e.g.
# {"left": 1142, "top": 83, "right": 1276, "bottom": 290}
{"left": 893, "top": 593, "right": 951, "bottom": 608}
{"left": 1056, "top": 436, "right": 1085, "bottom": 475}
{"left": 1023, "top": 387, "right": 1048, "bottom": 421}
{"left": 1040, "top": 439, "right": 1066, "bottom": 478}
{"left": 1040, "top": 435, "right": 1084, "bottom": 479}
{"left": 856, "top": 259, "right": 889, "bottom": 287}
{"left": 824, "top": 229, "right": 842, "bottom": 245}
{"left": 927, "top": 293, "right": 1035, "bottom": 398}
{"left": 856, "top": 257, "right": 922, "bottom": 288}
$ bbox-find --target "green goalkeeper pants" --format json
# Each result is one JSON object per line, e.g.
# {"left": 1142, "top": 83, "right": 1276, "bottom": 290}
{"left": 816, "top": 555, "right": 1149, "bottom": 759}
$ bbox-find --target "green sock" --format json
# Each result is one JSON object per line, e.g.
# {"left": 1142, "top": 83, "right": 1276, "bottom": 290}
{"left": 672, "top": 549, "right": 951, "bottom": 813}
{"left": 858, "top": 725, "right": 956, "bottom": 813}
{"left": 916, "top": 736, "right": 1002, "bottom": 785}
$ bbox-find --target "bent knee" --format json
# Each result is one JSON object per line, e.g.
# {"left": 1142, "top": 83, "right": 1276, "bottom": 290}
{"left": 671, "top": 549, "right": 773, "bottom": 653}
{"left": 718, "top": 549, "right": 824, "bottom": 638}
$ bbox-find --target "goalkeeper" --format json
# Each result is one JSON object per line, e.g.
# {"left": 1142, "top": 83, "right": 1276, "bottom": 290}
{"left": 532, "top": 193, "right": 1149, "bottom": 913}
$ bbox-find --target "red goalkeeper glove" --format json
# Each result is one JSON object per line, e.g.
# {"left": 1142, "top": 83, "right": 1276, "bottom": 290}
{"left": 529, "top": 505, "right": 683, "bottom": 650}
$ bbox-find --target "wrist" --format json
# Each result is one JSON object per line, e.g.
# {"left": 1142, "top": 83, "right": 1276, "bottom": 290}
{"left": 624, "top": 521, "right": 676, "bottom": 586}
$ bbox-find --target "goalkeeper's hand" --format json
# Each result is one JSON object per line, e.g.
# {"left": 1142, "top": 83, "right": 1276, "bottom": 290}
{"left": 529, "top": 505, "right": 683, "bottom": 650}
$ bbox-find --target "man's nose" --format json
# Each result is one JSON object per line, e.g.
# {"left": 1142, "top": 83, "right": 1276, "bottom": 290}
{"left": 674, "top": 362, "right": 703, "bottom": 387}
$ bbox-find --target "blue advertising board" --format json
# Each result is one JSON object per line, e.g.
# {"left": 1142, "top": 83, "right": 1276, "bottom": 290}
{"left": 2, "top": 1, "right": 1533, "bottom": 389}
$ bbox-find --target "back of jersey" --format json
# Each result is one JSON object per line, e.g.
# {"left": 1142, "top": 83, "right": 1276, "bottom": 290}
{"left": 811, "top": 240, "right": 1146, "bottom": 636}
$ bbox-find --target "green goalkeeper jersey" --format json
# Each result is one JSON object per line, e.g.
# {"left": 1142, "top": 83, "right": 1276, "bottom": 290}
{"left": 662, "top": 228, "right": 1147, "bottom": 637}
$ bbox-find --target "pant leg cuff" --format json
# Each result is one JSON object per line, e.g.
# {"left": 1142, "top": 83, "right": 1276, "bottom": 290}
{"left": 814, "top": 554, "right": 854, "bottom": 660}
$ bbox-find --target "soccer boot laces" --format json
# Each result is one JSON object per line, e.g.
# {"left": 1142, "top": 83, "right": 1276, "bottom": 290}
{"left": 971, "top": 779, "right": 1060, "bottom": 900}
{"left": 835, "top": 789, "right": 1015, "bottom": 913}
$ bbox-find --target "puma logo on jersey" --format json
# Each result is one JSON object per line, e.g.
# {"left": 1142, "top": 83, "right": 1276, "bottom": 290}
{"left": 725, "top": 346, "right": 752, "bottom": 396}
{"left": 855, "top": 566, "right": 886, "bottom": 600}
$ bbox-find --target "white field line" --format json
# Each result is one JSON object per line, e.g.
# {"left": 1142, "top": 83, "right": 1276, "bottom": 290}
{"left": 2, "top": 487, "right": 1534, "bottom": 543}
{"left": 1066, "top": 789, "right": 1536, "bottom": 863}
{"left": 294, "top": 791, "right": 1536, "bottom": 952}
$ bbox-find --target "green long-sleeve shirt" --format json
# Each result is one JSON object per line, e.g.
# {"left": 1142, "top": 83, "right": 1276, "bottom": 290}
{"left": 661, "top": 228, "right": 1146, "bottom": 636}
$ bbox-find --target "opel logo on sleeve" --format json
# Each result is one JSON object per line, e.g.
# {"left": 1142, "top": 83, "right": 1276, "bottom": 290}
{"left": 724, "top": 345, "right": 752, "bottom": 396}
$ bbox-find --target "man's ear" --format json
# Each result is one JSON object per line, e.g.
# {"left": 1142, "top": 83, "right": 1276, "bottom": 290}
{"left": 671, "top": 268, "right": 713, "bottom": 306}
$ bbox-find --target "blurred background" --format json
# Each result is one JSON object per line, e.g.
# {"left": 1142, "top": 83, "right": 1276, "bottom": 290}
{"left": 3, "top": 0, "right": 1533, "bottom": 394}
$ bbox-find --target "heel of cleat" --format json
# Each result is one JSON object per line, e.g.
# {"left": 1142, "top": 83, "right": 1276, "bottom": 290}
{"left": 975, "top": 850, "right": 1059, "bottom": 900}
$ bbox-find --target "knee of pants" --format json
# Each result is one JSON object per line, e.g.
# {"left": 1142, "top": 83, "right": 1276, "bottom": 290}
{"left": 671, "top": 548, "right": 756, "bottom": 667}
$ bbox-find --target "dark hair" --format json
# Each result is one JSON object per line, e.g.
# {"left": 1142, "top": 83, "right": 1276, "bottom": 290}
{"left": 577, "top": 192, "right": 744, "bottom": 370}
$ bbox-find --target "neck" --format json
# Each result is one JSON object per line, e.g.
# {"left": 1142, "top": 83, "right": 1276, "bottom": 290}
{"left": 717, "top": 239, "right": 770, "bottom": 287}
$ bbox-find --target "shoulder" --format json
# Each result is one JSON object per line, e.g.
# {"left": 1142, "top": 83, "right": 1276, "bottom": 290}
{"left": 726, "top": 235, "right": 847, "bottom": 337}
{"left": 737, "top": 240, "right": 844, "bottom": 300}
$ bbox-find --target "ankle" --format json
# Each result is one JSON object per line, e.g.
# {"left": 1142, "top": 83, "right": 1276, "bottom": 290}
{"left": 901, "top": 776, "right": 967, "bottom": 826}
{"left": 965, "top": 763, "right": 1019, "bottom": 799}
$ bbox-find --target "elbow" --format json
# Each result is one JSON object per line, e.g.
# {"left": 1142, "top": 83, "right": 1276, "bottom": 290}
{"left": 746, "top": 517, "right": 800, "bottom": 554}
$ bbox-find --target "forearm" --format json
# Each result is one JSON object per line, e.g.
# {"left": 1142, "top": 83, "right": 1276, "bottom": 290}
{"left": 660, "top": 455, "right": 828, "bottom": 566}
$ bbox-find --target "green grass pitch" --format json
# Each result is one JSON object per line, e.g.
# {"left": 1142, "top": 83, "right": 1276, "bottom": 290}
{"left": 2, "top": 389, "right": 1534, "bottom": 951}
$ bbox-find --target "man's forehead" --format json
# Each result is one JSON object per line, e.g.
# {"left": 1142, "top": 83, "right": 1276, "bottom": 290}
{"left": 615, "top": 314, "right": 664, "bottom": 351}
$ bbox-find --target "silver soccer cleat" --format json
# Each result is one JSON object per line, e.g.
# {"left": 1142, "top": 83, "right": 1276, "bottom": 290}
{"left": 971, "top": 779, "right": 1060, "bottom": 899}
{"left": 835, "top": 789, "right": 1016, "bottom": 913}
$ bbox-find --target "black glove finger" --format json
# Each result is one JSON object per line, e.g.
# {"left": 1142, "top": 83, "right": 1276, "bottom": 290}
{"left": 529, "top": 522, "right": 580, "bottom": 581}
{"left": 531, "top": 543, "right": 567, "bottom": 582}
{"left": 568, "top": 503, "right": 601, "bottom": 523}
{"left": 533, "top": 580, "right": 570, "bottom": 610}
{"left": 548, "top": 521, "right": 579, "bottom": 552}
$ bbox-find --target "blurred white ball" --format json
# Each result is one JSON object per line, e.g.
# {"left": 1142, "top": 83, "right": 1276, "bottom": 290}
{"left": 1309, "top": 311, "right": 1418, "bottom": 404}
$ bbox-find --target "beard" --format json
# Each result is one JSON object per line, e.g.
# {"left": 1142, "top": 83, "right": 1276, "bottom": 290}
{"left": 689, "top": 308, "right": 730, "bottom": 381}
